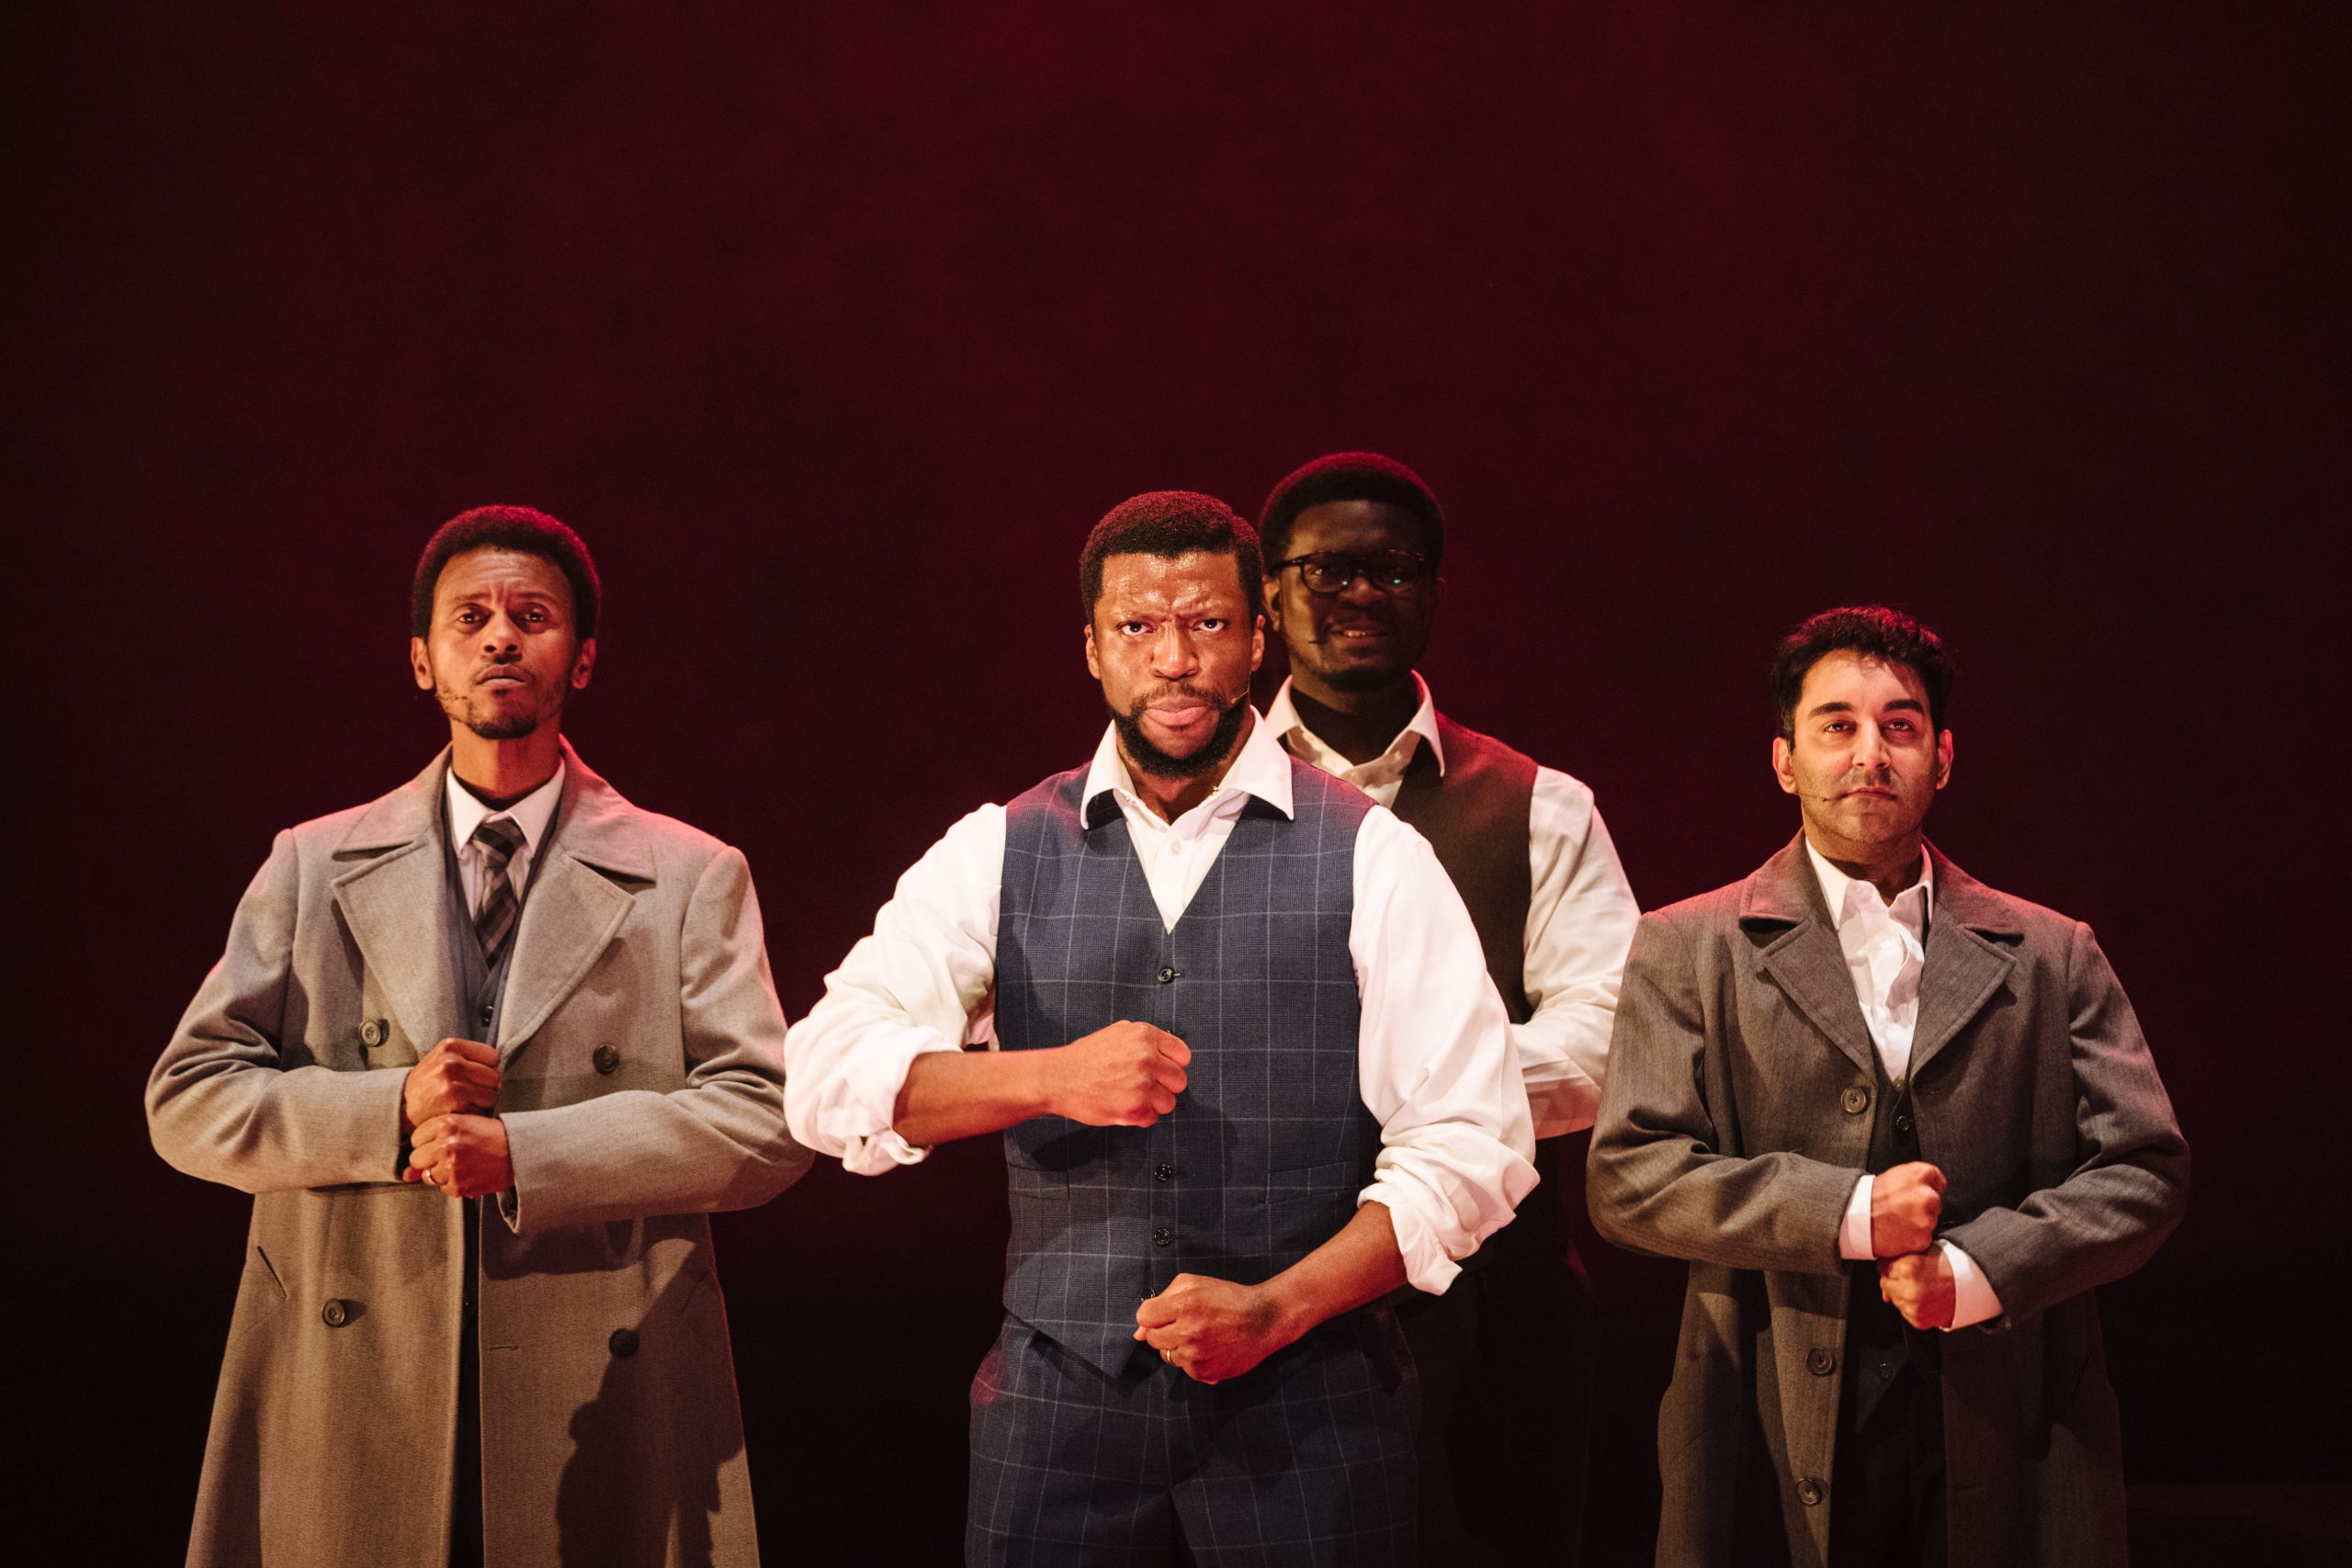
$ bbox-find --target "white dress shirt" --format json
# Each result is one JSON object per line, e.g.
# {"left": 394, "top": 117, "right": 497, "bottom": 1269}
{"left": 1264, "top": 676, "right": 1640, "bottom": 1138}
{"left": 444, "top": 761, "right": 565, "bottom": 916}
{"left": 785, "top": 715, "right": 1540, "bottom": 1295}
{"left": 1813, "top": 840, "right": 2004, "bottom": 1329}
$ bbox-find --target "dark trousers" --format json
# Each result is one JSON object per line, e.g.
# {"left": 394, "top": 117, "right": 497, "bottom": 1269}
{"left": 1394, "top": 1251, "right": 1596, "bottom": 1566}
{"left": 966, "top": 1314, "right": 1419, "bottom": 1567}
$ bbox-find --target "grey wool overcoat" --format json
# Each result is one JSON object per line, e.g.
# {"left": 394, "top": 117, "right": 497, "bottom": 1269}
{"left": 148, "top": 743, "right": 812, "bottom": 1568}
{"left": 1587, "top": 836, "right": 2188, "bottom": 1568}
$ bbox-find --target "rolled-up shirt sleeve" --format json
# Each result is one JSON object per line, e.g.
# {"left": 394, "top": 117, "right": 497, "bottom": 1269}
{"left": 1350, "top": 808, "right": 1541, "bottom": 1294}
{"left": 1516, "top": 768, "right": 1640, "bottom": 1137}
{"left": 784, "top": 805, "right": 1003, "bottom": 1174}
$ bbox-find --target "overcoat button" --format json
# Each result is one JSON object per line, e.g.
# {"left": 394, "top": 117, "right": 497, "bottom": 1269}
{"left": 1797, "top": 1477, "right": 1826, "bottom": 1506}
{"left": 609, "top": 1328, "right": 640, "bottom": 1358}
{"left": 1840, "top": 1086, "right": 1870, "bottom": 1115}
{"left": 358, "top": 1019, "right": 385, "bottom": 1048}
{"left": 1154, "top": 1164, "right": 1174, "bottom": 1182}
{"left": 1152, "top": 1227, "right": 1172, "bottom": 1247}
{"left": 593, "top": 1045, "right": 621, "bottom": 1075}
{"left": 1807, "top": 1348, "right": 1836, "bottom": 1376}
{"left": 1157, "top": 967, "right": 1179, "bottom": 984}
{"left": 321, "top": 1299, "right": 352, "bottom": 1328}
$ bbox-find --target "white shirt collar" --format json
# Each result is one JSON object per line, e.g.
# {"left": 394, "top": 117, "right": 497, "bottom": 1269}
{"left": 445, "top": 759, "right": 566, "bottom": 858}
{"left": 1804, "top": 836, "right": 1934, "bottom": 933}
{"left": 1082, "top": 709, "right": 1294, "bottom": 825}
{"left": 1263, "top": 671, "right": 1445, "bottom": 778}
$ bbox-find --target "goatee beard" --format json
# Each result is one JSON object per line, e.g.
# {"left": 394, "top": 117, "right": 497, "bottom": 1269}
{"left": 1110, "top": 691, "right": 1249, "bottom": 781}
{"left": 466, "top": 711, "right": 543, "bottom": 741}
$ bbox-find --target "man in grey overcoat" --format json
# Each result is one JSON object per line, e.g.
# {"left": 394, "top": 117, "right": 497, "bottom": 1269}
{"left": 1588, "top": 605, "right": 2187, "bottom": 1568}
{"left": 148, "top": 505, "right": 811, "bottom": 1567}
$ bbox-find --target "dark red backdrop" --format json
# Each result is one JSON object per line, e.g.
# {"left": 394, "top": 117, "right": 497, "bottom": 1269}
{"left": 18, "top": 4, "right": 2345, "bottom": 1562}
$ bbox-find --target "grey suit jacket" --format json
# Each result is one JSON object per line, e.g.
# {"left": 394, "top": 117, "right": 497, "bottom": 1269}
{"left": 1588, "top": 835, "right": 2187, "bottom": 1568}
{"left": 148, "top": 742, "right": 812, "bottom": 1568}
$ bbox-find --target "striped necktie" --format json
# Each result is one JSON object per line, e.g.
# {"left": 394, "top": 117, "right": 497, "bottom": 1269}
{"left": 472, "top": 817, "right": 526, "bottom": 961}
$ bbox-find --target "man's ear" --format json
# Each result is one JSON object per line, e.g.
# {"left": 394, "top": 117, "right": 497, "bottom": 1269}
{"left": 1771, "top": 734, "right": 1798, "bottom": 795}
{"left": 571, "top": 637, "right": 597, "bottom": 691}
{"left": 410, "top": 637, "right": 434, "bottom": 692}
{"left": 1250, "top": 614, "right": 1264, "bottom": 674}
{"left": 1261, "top": 581, "right": 1284, "bottom": 637}
{"left": 1083, "top": 622, "right": 1100, "bottom": 682}
{"left": 1933, "top": 729, "right": 1953, "bottom": 790}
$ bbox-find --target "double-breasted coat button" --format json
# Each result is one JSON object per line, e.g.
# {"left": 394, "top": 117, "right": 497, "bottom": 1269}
{"left": 358, "top": 1019, "right": 385, "bottom": 1048}
{"left": 1840, "top": 1086, "right": 1871, "bottom": 1115}
{"left": 321, "top": 1299, "right": 352, "bottom": 1328}
{"left": 609, "top": 1328, "right": 640, "bottom": 1358}
{"left": 593, "top": 1044, "right": 621, "bottom": 1075}
{"left": 1796, "top": 1477, "right": 1826, "bottom": 1506}
{"left": 1157, "top": 966, "right": 1180, "bottom": 984}
{"left": 1154, "top": 1163, "right": 1174, "bottom": 1182}
{"left": 1152, "top": 1227, "right": 1172, "bottom": 1247}
{"left": 1806, "top": 1348, "right": 1836, "bottom": 1376}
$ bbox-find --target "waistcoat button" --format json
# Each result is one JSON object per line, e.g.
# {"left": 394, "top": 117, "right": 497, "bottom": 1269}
{"left": 321, "top": 1299, "right": 352, "bottom": 1329}
{"left": 593, "top": 1044, "right": 621, "bottom": 1075}
{"left": 478, "top": 1004, "right": 494, "bottom": 1030}
{"left": 1894, "top": 1111, "right": 1915, "bottom": 1135}
{"left": 1841, "top": 1086, "right": 1870, "bottom": 1115}
{"left": 1154, "top": 1164, "right": 1173, "bottom": 1182}
{"left": 1152, "top": 1227, "right": 1171, "bottom": 1247}
{"left": 1157, "top": 967, "right": 1179, "bottom": 984}
{"left": 610, "top": 1327, "right": 640, "bottom": 1358}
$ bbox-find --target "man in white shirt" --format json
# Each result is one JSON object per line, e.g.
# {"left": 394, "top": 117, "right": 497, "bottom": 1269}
{"left": 1588, "top": 605, "right": 2188, "bottom": 1568}
{"left": 148, "top": 507, "right": 808, "bottom": 1567}
{"left": 1256, "top": 451, "right": 1639, "bottom": 1567}
{"left": 786, "top": 491, "right": 1537, "bottom": 1567}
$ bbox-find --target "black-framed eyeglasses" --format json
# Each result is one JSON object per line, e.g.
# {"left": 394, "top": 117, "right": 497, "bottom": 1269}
{"left": 1272, "top": 550, "right": 1435, "bottom": 595}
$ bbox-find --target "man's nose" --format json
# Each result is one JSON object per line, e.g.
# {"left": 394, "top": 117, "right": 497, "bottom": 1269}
{"left": 481, "top": 611, "right": 523, "bottom": 652}
{"left": 1852, "top": 724, "right": 1889, "bottom": 766}
{"left": 1335, "top": 570, "right": 1385, "bottom": 606}
{"left": 1150, "top": 627, "right": 1199, "bottom": 676}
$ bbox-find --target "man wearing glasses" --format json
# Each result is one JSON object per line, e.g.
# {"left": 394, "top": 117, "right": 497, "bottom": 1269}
{"left": 1259, "top": 454, "right": 1640, "bottom": 1567}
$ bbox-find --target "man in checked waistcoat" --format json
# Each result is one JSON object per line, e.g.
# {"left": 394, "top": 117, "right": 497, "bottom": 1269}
{"left": 786, "top": 491, "right": 1537, "bottom": 1566}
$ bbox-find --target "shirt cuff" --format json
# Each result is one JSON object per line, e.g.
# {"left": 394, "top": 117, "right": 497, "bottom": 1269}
{"left": 821, "top": 1033, "right": 960, "bottom": 1176}
{"left": 1939, "top": 1241, "right": 2005, "bottom": 1329}
{"left": 1839, "top": 1173, "right": 1876, "bottom": 1260}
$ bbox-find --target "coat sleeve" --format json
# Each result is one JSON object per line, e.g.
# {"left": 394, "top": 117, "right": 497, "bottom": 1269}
{"left": 497, "top": 845, "right": 813, "bottom": 1232}
{"left": 1585, "top": 908, "right": 1858, "bottom": 1276}
{"left": 146, "top": 830, "right": 413, "bottom": 1190}
{"left": 1935, "top": 920, "right": 2188, "bottom": 1318}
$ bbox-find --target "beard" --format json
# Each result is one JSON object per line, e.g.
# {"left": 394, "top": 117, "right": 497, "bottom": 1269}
{"left": 436, "top": 674, "right": 557, "bottom": 741}
{"left": 1109, "top": 686, "right": 1250, "bottom": 781}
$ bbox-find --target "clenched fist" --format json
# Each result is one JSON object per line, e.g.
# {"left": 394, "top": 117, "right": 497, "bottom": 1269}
{"left": 402, "top": 1038, "right": 502, "bottom": 1134}
{"left": 1871, "top": 1161, "right": 1946, "bottom": 1258}
{"left": 1135, "top": 1272, "right": 1295, "bottom": 1384}
{"left": 1042, "top": 1021, "right": 1191, "bottom": 1127}
{"left": 1878, "top": 1247, "right": 1956, "bottom": 1329}
{"left": 404, "top": 1112, "right": 514, "bottom": 1199}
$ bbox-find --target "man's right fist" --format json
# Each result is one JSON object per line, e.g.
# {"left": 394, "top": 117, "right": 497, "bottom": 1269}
{"left": 1045, "top": 1021, "right": 1191, "bottom": 1127}
{"left": 1871, "top": 1160, "right": 1947, "bottom": 1258}
{"left": 401, "top": 1038, "right": 503, "bottom": 1134}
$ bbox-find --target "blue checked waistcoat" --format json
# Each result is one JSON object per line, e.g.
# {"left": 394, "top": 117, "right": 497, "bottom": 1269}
{"left": 995, "top": 759, "right": 1381, "bottom": 1378}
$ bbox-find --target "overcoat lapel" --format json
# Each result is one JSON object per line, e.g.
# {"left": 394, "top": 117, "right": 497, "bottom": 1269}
{"left": 1907, "top": 842, "right": 2019, "bottom": 1079}
{"left": 495, "top": 740, "right": 650, "bottom": 1059}
{"left": 332, "top": 751, "right": 460, "bottom": 1054}
{"left": 1742, "top": 835, "right": 1878, "bottom": 1076}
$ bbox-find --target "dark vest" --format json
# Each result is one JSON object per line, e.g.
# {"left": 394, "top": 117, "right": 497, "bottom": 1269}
{"left": 1844, "top": 1051, "right": 1932, "bottom": 1429}
{"left": 994, "top": 759, "right": 1377, "bottom": 1378}
{"left": 1389, "top": 714, "right": 1572, "bottom": 1270}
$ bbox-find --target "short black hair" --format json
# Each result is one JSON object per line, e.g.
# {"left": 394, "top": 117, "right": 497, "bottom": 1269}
{"left": 1771, "top": 605, "right": 1953, "bottom": 740}
{"left": 1258, "top": 451, "right": 1447, "bottom": 570}
{"left": 411, "top": 505, "right": 602, "bottom": 640}
{"left": 1079, "top": 491, "right": 1264, "bottom": 626}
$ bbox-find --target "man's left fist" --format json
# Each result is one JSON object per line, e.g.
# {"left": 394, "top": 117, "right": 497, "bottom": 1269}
{"left": 1877, "top": 1248, "right": 1956, "bottom": 1330}
{"left": 404, "top": 1112, "right": 514, "bottom": 1200}
{"left": 1134, "top": 1272, "right": 1295, "bottom": 1385}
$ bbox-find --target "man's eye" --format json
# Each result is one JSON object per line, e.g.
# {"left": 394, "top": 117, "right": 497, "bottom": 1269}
{"left": 1198, "top": 619, "right": 1227, "bottom": 633}
{"left": 526, "top": 607, "right": 548, "bottom": 622}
